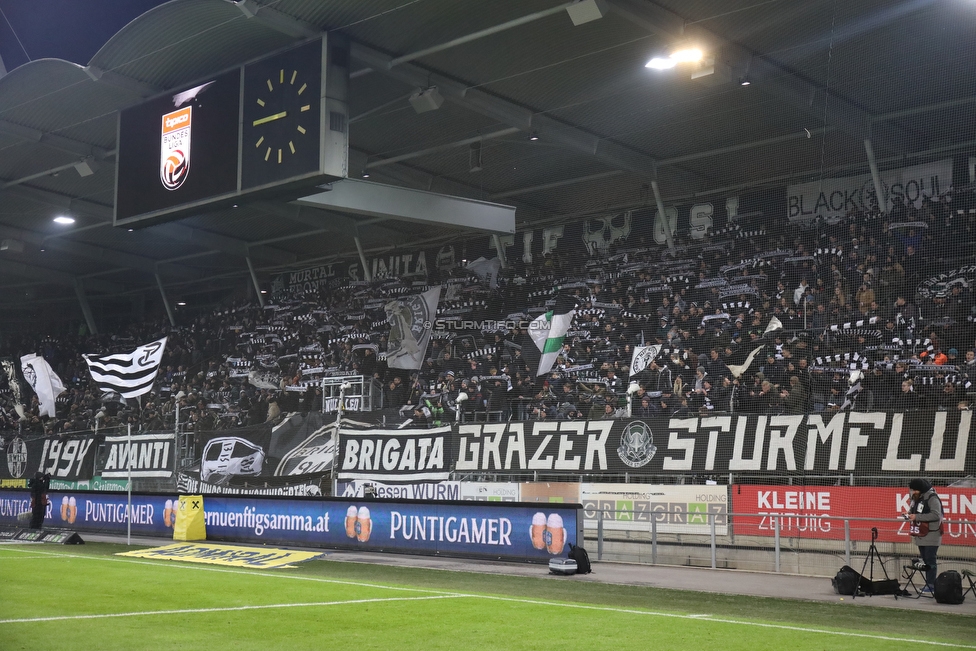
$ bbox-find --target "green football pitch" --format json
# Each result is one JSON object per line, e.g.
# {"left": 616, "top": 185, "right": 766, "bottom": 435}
{"left": 0, "top": 543, "right": 973, "bottom": 651}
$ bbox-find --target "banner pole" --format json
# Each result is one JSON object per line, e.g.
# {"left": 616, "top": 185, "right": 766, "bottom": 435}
{"left": 127, "top": 422, "right": 132, "bottom": 546}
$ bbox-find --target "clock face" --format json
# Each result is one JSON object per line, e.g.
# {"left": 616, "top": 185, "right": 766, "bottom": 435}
{"left": 241, "top": 39, "right": 323, "bottom": 190}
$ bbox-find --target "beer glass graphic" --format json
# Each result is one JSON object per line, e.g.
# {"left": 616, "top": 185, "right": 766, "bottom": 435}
{"left": 530, "top": 512, "right": 547, "bottom": 550}
{"left": 344, "top": 505, "right": 358, "bottom": 538}
{"left": 545, "top": 513, "right": 565, "bottom": 554}
{"left": 356, "top": 506, "right": 372, "bottom": 543}
{"left": 60, "top": 496, "right": 77, "bottom": 524}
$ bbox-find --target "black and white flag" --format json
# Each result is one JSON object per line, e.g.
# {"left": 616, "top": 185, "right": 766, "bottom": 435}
{"left": 630, "top": 345, "right": 660, "bottom": 377}
{"left": 386, "top": 287, "right": 441, "bottom": 370}
{"left": 763, "top": 316, "right": 784, "bottom": 336}
{"left": 83, "top": 337, "right": 167, "bottom": 399}
{"left": 20, "top": 354, "right": 65, "bottom": 418}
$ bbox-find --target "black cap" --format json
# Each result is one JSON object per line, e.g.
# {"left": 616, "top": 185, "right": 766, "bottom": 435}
{"left": 909, "top": 478, "right": 932, "bottom": 493}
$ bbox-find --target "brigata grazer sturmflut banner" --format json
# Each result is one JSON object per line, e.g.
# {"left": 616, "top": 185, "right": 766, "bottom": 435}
{"left": 337, "top": 425, "right": 454, "bottom": 481}
{"left": 451, "top": 411, "right": 974, "bottom": 476}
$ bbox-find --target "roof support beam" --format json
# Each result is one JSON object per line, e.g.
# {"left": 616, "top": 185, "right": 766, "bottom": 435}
{"left": 366, "top": 127, "right": 520, "bottom": 169}
{"left": 152, "top": 222, "right": 298, "bottom": 265}
{"left": 227, "top": 0, "right": 320, "bottom": 38}
{"left": 0, "top": 119, "right": 115, "bottom": 161}
{"left": 388, "top": 2, "right": 577, "bottom": 67}
{"left": 298, "top": 179, "right": 516, "bottom": 234}
{"left": 0, "top": 223, "right": 197, "bottom": 280}
{"left": 250, "top": 200, "right": 360, "bottom": 231}
{"left": 350, "top": 42, "right": 659, "bottom": 176}
{"left": 156, "top": 273, "right": 177, "bottom": 327}
{"left": 0, "top": 259, "right": 121, "bottom": 294}
{"left": 245, "top": 257, "right": 265, "bottom": 308}
{"left": 83, "top": 66, "right": 159, "bottom": 98}
{"left": 74, "top": 280, "right": 99, "bottom": 335}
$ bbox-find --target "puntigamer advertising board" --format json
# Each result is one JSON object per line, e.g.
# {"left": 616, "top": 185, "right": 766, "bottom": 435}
{"left": 0, "top": 491, "right": 580, "bottom": 562}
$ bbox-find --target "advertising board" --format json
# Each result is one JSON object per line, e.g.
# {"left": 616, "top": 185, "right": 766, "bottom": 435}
{"left": 0, "top": 491, "right": 580, "bottom": 562}
{"left": 731, "top": 485, "right": 976, "bottom": 545}
{"left": 581, "top": 483, "right": 728, "bottom": 534}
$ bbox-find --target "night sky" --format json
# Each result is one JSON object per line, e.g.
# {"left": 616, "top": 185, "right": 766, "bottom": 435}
{"left": 0, "top": 0, "right": 168, "bottom": 70}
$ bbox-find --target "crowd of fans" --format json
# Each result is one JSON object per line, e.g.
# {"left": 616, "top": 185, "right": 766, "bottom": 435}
{"left": 2, "top": 193, "right": 976, "bottom": 436}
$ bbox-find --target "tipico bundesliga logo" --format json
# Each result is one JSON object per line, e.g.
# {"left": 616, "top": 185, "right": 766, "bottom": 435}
{"left": 158, "top": 80, "right": 214, "bottom": 191}
{"left": 160, "top": 106, "right": 191, "bottom": 190}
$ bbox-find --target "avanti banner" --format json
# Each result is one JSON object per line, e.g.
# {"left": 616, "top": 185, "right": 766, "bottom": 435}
{"left": 96, "top": 433, "right": 175, "bottom": 478}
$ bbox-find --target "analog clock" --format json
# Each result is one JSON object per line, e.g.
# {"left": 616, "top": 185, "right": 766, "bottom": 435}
{"left": 241, "top": 39, "right": 323, "bottom": 190}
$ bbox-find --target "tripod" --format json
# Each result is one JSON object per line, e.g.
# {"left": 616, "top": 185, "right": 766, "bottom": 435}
{"left": 853, "top": 527, "right": 895, "bottom": 600}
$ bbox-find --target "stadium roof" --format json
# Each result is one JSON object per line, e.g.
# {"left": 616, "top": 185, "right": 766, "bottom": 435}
{"left": 0, "top": 0, "right": 973, "bottom": 322}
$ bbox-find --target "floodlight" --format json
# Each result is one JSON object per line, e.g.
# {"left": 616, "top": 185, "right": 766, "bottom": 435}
{"left": 670, "top": 47, "right": 703, "bottom": 63}
{"left": 645, "top": 57, "right": 676, "bottom": 70}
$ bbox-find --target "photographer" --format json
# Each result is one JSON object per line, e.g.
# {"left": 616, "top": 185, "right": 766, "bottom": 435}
{"left": 29, "top": 472, "right": 51, "bottom": 529}
{"left": 903, "top": 478, "right": 943, "bottom": 595}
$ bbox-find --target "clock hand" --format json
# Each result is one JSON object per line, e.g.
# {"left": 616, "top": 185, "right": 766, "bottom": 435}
{"left": 252, "top": 111, "right": 287, "bottom": 126}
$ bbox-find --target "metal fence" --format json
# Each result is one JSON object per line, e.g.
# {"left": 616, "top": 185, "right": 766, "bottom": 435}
{"left": 587, "top": 508, "right": 976, "bottom": 578}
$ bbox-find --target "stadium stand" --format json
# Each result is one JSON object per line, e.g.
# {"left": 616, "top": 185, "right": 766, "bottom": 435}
{"left": 2, "top": 195, "right": 975, "bottom": 437}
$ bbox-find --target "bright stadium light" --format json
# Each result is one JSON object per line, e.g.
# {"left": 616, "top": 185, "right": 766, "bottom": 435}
{"left": 53, "top": 215, "right": 75, "bottom": 225}
{"left": 645, "top": 57, "right": 676, "bottom": 70}
{"left": 670, "top": 47, "right": 703, "bottom": 63}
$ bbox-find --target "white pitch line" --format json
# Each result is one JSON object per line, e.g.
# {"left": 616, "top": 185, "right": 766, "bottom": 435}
{"left": 2, "top": 547, "right": 974, "bottom": 649}
{"left": 0, "top": 595, "right": 461, "bottom": 624}
{"left": 0, "top": 547, "right": 452, "bottom": 595}
{"left": 466, "top": 595, "right": 976, "bottom": 650}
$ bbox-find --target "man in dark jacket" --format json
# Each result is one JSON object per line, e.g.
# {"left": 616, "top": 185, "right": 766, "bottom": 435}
{"left": 29, "top": 472, "right": 51, "bottom": 529}
{"left": 904, "top": 478, "right": 943, "bottom": 594}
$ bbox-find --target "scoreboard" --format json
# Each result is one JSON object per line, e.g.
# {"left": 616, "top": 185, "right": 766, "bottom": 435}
{"left": 115, "top": 34, "right": 348, "bottom": 227}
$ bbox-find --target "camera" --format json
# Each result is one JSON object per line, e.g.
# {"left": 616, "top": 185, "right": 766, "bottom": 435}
{"left": 901, "top": 513, "right": 910, "bottom": 521}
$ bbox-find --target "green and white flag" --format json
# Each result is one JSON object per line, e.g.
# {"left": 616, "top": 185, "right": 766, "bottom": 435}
{"left": 528, "top": 295, "right": 577, "bottom": 376}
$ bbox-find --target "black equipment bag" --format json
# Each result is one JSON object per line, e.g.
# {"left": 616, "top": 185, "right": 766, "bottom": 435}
{"left": 832, "top": 565, "right": 862, "bottom": 595}
{"left": 934, "top": 571, "right": 965, "bottom": 604}
{"left": 867, "top": 579, "right": 901, "bottom": 596}
{"left": 568, "top": 543, "right": 592, "bottom": 574}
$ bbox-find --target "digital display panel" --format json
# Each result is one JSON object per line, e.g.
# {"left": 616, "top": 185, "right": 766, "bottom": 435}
{"left": 115, "top": 70, "right": 241, "bottom": 225}
{"left": 114, "top": 35, "right": 346, "bottom": 228}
